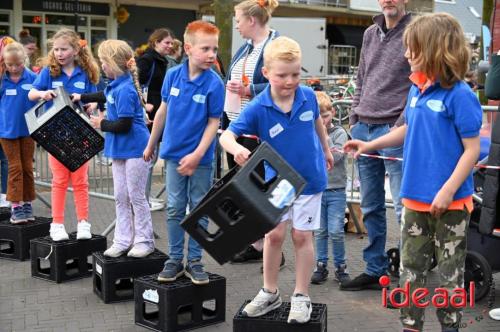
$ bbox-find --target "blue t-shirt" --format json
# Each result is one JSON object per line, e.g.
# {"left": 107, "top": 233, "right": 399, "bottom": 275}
{"left": 31, "top": 65, "right": 96, "bottom": 109}
{"left": 401, "top": 81, "right": 483, "bottom": 203}
{"left": 0, "top": 69, "right": 37, "bottom": 138}
{"left": 103, "top": 74, "right": 150, "bottom": 159}
{"left": 159, "top": 60, "right": 224, "bottom": 165}
{"left": 228, "top": 85, "right": 327, "bottom": 195}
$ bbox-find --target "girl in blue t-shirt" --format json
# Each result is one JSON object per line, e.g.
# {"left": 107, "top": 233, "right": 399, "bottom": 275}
{"left": 28, "top": 28, "right": 100, "bottom": 242}
{"left": 73, "top": 40, "right": 154, "bottom": 258}
{"left": 0, "top": 41, "right": 37, "bottom": 224}
{"left": 344, "top": 13, "right": 482, "bottom": 332}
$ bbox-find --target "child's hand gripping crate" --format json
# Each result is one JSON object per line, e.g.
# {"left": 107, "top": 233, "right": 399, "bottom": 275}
{"left": 180, "top": 142, "right": 306, "bottom": 265}
{"left": 25, "top": 87, "right": 104, "bottom": 172}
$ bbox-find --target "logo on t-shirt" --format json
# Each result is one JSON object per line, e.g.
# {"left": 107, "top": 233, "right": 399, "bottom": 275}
{"left": 299, "top": 110, "right": 314, "bottom": 122}
{"left": 73, "top": 81, "right": 85, "bottom": 89}
{"left": 106, "top": 94, "right": 115, "bottom": 104}
{"left": 192, "top": 94, "right": 206, "bottom": 104}
{"left": 21, "top": 84, "right": 33, "bottom": 91}
{"left": 426, "top": 100, "right": 445, "bottom": 113}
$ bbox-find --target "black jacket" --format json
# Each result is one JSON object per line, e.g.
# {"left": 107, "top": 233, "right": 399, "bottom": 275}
{"left": 136, "top": 48, "right": 177, "bottom": 122}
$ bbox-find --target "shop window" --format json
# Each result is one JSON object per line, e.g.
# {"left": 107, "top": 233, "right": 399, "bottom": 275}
{"left": 91, "top": 18, "right": 106, "bottom": 28}
{"left": 46, "top": 14, "right": 87, "bottom": 26}
{"left": 0, "top": 26, "right": 9, "bottom": 36}
{"left": 91, "top": 30, "right": 107, "bottom": 49}
{"left": 24, "top": 15, "right": 43, "bottom": 24}
{"left": 0, "top": 13, "right": 9, "bottom": 23}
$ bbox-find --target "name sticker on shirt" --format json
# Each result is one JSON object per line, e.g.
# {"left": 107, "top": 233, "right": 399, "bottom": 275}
{"left": 21, "top": 84, "right": 32, "bottom": 91}
{"left": 410, "top": 97, "right": 418, "bottom": 108}
{"left": 74, "top": 81, "right": 85, "bottom": 89}
{"left": 52, "top": 81, "right": 63, "bottom": 88}
{"left": 5, "top": 89, "right": 17, "bottom": 96}
{"left": 170, "top": 87, "right": 180, "bottom": 96}
{"left": 269, "top": 123, "right": 284, "bottom": 138}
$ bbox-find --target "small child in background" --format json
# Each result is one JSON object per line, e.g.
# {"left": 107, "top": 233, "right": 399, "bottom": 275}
{"left": 220, "top": 36, "right": 333, "bottom": 324}
{"left": 28, "top": 28, "right": 100, "bottom": 241}
{"left": 310, "top": 91, "right": 350, "bottom": 285}
{"left": 143, "top": 21, "right": 224, "bottom": 285}
{"left": 73, "top": 40, "right": 154, "bottom": 258}
{"left": 344, "top": 13, "right": 482, "bottom": 332}
{"left": 0, "top": 41, "right": 37, "bottom": 223}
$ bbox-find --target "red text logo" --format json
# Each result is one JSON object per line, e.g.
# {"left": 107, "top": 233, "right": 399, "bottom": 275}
{"left": 379, "top": 276, "right": 475, "bottom": 308}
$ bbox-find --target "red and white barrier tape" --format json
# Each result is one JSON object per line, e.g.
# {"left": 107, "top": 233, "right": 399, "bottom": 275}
{"left": 332, "top": 147, "right": 500, "bottom": 170}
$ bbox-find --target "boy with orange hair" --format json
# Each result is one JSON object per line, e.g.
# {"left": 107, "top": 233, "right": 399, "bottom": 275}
{"left": 143, "top": 20, "right": 224, "bottom": 285}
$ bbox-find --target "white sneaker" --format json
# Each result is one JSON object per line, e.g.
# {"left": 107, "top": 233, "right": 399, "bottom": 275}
{"left": 76, "top": 220, "right": 92, "bottom": 240}
{"left": 0, "top": 194, "right": 10, "bottom": 208}
{"left": 287, "top": 294, "right": 312, "bottom": 324}
{"left": 489, "top": 308, "right": 500, "bottom": 320}
{"left": 127, "top": 245, "right": 154, "bottom": 258}
{"left": 242, "top": 288, "right": 282, "bottom": 317}
{"left": 50, "top": 223, "right": 69, "bottom": 242}
{"left": 103, "top": 245, "right": 128, "bottom": 258}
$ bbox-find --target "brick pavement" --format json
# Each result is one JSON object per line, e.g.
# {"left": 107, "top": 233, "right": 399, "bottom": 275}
{"left": 1, "top": 186, "right": 499, "bottom": 332}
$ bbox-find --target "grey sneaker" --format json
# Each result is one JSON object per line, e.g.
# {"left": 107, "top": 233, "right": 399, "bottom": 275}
{"left": 287, "top": 293, "right": 312, "bottom": 324}
{"left": 10, "top": 206, "right": 27, "bottom": 224}
{"left": 242, "top": 288, "right": 282, "bottom": 317}
{"left": 185, "top": 260, "right": 209, "bottom": 285}
{"left": 311, "top": 262, "right": 329, "bottom": 284}
{"left": 22, "top": 203, "right": 35, "bottom": 221}
{"left": 157, "top": 259, "right": 184, "bottom": 282}
{"left": 334, "top": 264, "right": 351, "bottom": 284}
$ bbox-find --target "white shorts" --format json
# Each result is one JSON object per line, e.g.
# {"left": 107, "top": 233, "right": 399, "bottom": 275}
{"left": 280, "top": 193, "right": 322, "bottom": 231}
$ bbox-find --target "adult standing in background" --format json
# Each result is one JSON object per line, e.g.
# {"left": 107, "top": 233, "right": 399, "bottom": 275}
{"left": 340, "top": 0, "right": 412, "bottom": 291}
{"left": 18, "top": 29, "right": 39, "bottom": 72}
{"left": 137, "top": 28, "right": 177, "bottom": 206}
{"left": 224, "top": 0, "right": 281, "bottom": 265}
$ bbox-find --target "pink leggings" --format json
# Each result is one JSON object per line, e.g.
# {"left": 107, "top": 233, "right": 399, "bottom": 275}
{"left": 48, "top": 155, "right": 89, "bottom": 224}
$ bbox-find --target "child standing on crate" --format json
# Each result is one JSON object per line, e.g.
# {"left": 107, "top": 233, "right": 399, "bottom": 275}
{"left": 344, "top": 13, "right": 482, "bottom": 332}
{"left": 310, "top": 91, "right": 350, "bottom": 285}
{"left": 28, "top": 28, "right": 100, "bottom": 242}
{"left": 0, "top": 41, "right": 37, "bottom": 224}
{"left": 220, "top": 36, "right": 333, "bottom": 324}
{"left": 72, "top": 40, "right": 154, "bottom": 258}
{"left": 143, "top": 21, "right": 224, "bottom": 285}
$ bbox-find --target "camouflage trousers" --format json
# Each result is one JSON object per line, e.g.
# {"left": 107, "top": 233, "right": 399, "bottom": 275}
{"left": 399, "top": 206, "right": 469, "bottom": 331}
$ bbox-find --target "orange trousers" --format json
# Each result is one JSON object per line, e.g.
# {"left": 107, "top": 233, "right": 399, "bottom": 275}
{"left": 48, "top": 155, "right": 89, "bottom": 224}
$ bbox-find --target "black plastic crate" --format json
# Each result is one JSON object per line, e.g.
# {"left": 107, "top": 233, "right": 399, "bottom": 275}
{"left": 30, "top": 232, "right": 106, "bottom": 283}
{"left": 181, "top": 142, "right": 306, "bottom": 264}
{"left": 93, "top": 249, "right": 168, "bottom": 303}
{"left": 233, "top": 300, "right": 327, "bottom": 332}
{"left": 0, "top": 207, "right": 11, "bottom": 221}
{"left": 134, "top": 273, "right": 225, "bottom": 331}
{"left": 0, "top": 217, "right": 51, "bottom": 261}
{"left": 25, "top": 87, "right": 104, "bottom": 172}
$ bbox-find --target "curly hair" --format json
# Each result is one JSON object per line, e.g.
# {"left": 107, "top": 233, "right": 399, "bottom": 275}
{"left": 40, "top": 28, "right": 100, "bottom": 84}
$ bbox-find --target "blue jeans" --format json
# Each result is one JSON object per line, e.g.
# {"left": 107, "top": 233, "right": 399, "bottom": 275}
{"left": 350, "top": 122, "right": 403, "bottom": 277}
{"left": 315, "top": 188, "right": 347, "bottom": 268}
{"left": 0, "top": 146, "right": 7, "bottom": 194}
{"left": 165, "top": 160, "right": 213, "bottom": 262}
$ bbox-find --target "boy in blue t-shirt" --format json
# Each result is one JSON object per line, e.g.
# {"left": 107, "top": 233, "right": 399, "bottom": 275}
{"left": 220, "top": 36, "right": 333, "bottom": 324}
{"left": 143, "top": 21, "right": 224, "bottom": 285}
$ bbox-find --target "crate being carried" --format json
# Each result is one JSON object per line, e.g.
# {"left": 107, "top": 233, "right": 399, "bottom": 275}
{"left": 25, "top": 87, "right": 104, "bottom": 172}
{"left": 180, "top": 142, "right": 306, "bottom": 264}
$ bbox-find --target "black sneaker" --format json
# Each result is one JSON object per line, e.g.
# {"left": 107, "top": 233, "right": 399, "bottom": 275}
{"left": 311, "top": 262, "right": 328, "bottom": 284}
{"left": 334, "top": 264, "right": 351, "bottom": 285}
{"left": 339, "top": 272, "right": 382, "bottom": 291}
{"left": 260, "top": 252, "right": 286, "bottom": 273}
{"left": 185, "top": 260, "right": 209, "bottom": 285}
{"left": 231, "top": 245, "right": 263, "bottom": 263}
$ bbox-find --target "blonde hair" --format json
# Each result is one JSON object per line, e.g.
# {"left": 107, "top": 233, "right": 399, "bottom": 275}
{"left": 171, "top": 39, "right": 182, "bottom": 54}
{"left": 184, "top": 20, "right": 219, "bottom": 45}
{"left": 403, "top": 13, "right": 470, "bottom": 89}
{"left": 235, "top": 0, "right": 279, "bottom": 25}
{"left": 41, "top": 28, "right": 100, "bottom": 84}
{"left": 0, "top": 41, "right": 26, "bottom": 83}
{"left": 98, "top": 39, "right": 145, "bottom": 107}
{"left": 263, "top": 36, "right": 301, "bottom": 68}
{"left": 315, "top": 91, "right": 333, "bottom": 113}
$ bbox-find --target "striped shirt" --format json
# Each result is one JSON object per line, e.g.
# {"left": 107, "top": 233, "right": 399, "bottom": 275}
{"left": 225, "top": 39, "right": 266, "bottom": 121}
